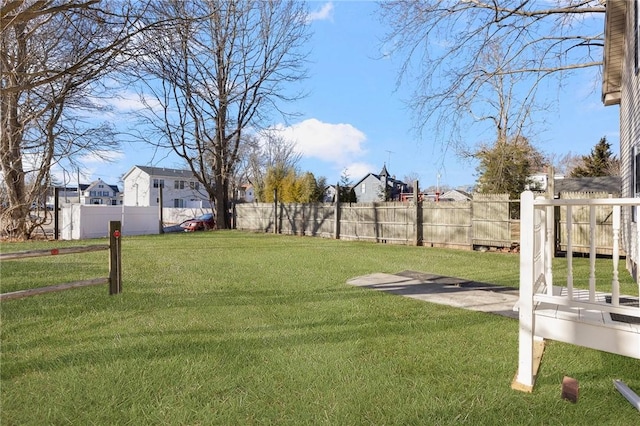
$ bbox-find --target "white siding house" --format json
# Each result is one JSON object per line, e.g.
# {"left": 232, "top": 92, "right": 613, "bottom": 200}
{"left": 122, "top": 166, "right": 210, "bottom": 208}
{"left": 82, "top": 179, "right": 120, "bottom": 205}
{"left": 238, "top": 184, "right": 255, "bottom": 203}
{"left": 603, "top": 0, "right": 640, "bottom": 277}
{"left": 48, "top": 179, "right": 120, "bottom": 207}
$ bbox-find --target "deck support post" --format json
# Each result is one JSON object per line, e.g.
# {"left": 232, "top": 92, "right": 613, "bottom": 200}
{"left": 513, "top": 191, "right": 538, "bottom": 391}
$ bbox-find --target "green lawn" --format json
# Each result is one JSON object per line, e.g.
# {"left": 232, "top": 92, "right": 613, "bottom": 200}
{"left": 1, "top": 231, "right": 638, "bottom": 425}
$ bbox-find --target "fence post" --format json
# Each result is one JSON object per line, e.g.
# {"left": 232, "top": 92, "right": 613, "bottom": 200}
{"left": 414, "top": 180, "right": 422, "bottom": 246}
{"left": 159, "top": 185, "right": 164, "bottom": 234}
{"left": 273, "top": 189, "right": 278, "bottom": 234}
{"left": 109, "top": 221, "right": 122, "bottom": 295}
{"left": 54, "top": 187, "right": 60, "bottom": 240}
{"left": 515, "top": 191, "right": 535, "bottom": 390}
{"left": 334, "top": 183, "right": 341, "bottom": 239}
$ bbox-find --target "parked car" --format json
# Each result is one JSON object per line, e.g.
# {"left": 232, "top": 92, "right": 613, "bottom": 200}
{"left": 181, "top": 213, "right": 216, "bottom": 232}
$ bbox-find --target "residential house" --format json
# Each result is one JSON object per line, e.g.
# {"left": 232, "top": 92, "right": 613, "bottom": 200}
{"left": 323, "top": 185, "right": 337, "bottom": 203}
{"left": 122, "top": 165, "right": 210, "bottom": 208}
{"left": 237, "top": 184, "right": 255, "bottom": 203}
{"left": 528, "top": 171, "right": 564, "bottom": 192}
{"left": 352, "top": 165, "right": 410, "bottom": 203}
{"left": 48, "top": 179, "right": 121, "bottom": 207}
{"left": 82, "top": 179, "right": 120, "bottom": 205}
{"left": 439, "top": 189, "right": 472, "bottom": 202}
{"left": 553, "top": 176, "right": 621, "bottom": 197}
{"left": 602, "top": 0, "right": 640, "bottom": 276}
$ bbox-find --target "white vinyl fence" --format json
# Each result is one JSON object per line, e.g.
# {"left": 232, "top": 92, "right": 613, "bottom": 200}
{"left": 162, "top": 208, "right": 214, "bottom": 225}
{"left": 61, "top": 205, "right": 159, "bottom": 240}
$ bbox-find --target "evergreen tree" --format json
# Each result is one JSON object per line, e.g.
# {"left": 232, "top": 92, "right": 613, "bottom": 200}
{"left": 569, "top": 137, "right": 619, "bottom": 177}
{"left": 475, "top": 136, "right": 547, "bottom": 200}
{"left": 338, "top": 169, "right": 357, "bottom": 202}
{"left": 313, "top": 176, "right": 328, "bottom": 202}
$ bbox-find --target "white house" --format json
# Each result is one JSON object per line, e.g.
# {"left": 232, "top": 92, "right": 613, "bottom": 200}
{"left": 82, "top": 179, "right": 120, "bottom": 205}
{"left": 238, "top": 183, "right": 255, "bottom": 203}
{"left": 352, "top": 165, "right": 409, "bottom": 203}
{"left": 122, "top": 165, "right": 210, "bottom": 208}
{"left": 48, "top": 179, "right": 121, "bottom": 207}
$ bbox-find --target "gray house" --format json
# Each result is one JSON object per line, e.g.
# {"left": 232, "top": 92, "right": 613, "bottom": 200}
{"left": 351, "top": 165, "right": 409, "bottom": 203}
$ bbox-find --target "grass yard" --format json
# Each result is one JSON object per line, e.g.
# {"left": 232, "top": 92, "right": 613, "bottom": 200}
{"left": 1, "top": 231, "right": 639, "bottom": 425}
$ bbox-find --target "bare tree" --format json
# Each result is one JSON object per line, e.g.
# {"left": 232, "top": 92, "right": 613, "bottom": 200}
{"left": 379, "top": 0, "right": 605, "bottom": 148}
{"left": 131, "top": 0, "right": 310, "bottom": 229}
{"left": 462, "top": 41, "right": 549, "bottom": 193}
{"left": 242, "top": 130, "right": 302, "bottom": 202}
{"left": 1, "top": 0, "right": 145, "bottom": 239}
{"left": 551, "top": 151, "right": 584, "bottom": 176}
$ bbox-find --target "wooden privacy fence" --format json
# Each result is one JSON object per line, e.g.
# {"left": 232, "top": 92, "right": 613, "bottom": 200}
{"left": 556, "top": 192, "right": 622, "bottom": 256}
{"left": 236, "top": 195, "right": 518, "bottom": 250}
{"left": 0, "top": 221, "right": 122, "bottom": 301}
{"left": 236, "top": 193, "right": 622, "bottom": 255}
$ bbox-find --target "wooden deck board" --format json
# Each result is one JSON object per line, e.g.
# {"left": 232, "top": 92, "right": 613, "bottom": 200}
{"left": 532, "top": 287, "right": 640, "bottom": 359}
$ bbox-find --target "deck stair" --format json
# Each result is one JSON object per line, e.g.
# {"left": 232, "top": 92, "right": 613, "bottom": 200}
{"left": 513, "top": 191, "right": 640, "bottom": 392}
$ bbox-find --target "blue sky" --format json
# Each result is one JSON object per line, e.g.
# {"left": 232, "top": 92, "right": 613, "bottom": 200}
{"left": 70, "top": 1, "right": 621, "bottom": 191}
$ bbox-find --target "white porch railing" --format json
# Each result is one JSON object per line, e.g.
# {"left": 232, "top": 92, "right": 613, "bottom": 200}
{"left": 514, "top": 191, "right": 640, "bottom": 392}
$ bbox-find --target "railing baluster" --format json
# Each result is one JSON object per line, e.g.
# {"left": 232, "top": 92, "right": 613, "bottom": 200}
{"left": 611, "top": 205, "right": 621, "bottom": 306}
{"left": 545, "top": 204, "right": 554, "bottom": 295}
{"left": 566, "top": 205, "right": 573, "bottom": 299}
{"left": 589, "top": 205, "right": 596, "bottom": 302}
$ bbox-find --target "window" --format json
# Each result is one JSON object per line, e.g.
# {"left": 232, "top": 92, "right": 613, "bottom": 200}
{"left": 102, "top": 191, "right": 110, "bottom": 196}
{"left": 361, "top": 183, "right": 366, "bottom": 193}
{"left": 90, "top": 191, "right": 97, "bottom": 196}
{"left": 190, "top": 181, "right": 200, "bottom": 190}
{"left": 173, "top": 199, "right": 185, "bottom": 208}
{"left": 98, "top": 184, "right": 104, "bottom": 188}
{"left": 174, "top": 180, "right": 186, "bottom": 189}
{"left": 153, "top": 179, "right": 164, "bottom": 188}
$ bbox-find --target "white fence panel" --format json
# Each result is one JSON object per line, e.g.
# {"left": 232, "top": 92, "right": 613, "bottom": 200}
{"left": 61, "top": 205, "right": 160, "bottom": 240}
{"left": 162, "top": 208, "right": 214, "bottom": 225}
{"left": 123, "top": 206, "right": 159, "bottom": 236}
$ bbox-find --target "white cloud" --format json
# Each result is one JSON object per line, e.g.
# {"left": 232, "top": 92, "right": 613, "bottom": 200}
{"left": 306, "top": 2, "right": 334, "bottom": 23}
{"left": 271, "top": 118, "right": 367, "bottom": 165}
{"left": 79, "top": 150, "right": 124, "bottom": 164}
{"left": 341, "top": 162, "right": 375, "bottom": 183}
{"left": 107, "top": 91, "right": 162, "bottom": 113}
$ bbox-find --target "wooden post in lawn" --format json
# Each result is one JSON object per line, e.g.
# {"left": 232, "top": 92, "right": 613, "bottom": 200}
{"left": 334, "top": 183, "right": 341, "bottom": 239}
{"left": 159, "top": 185, "right": 164, "bottom": 234}
{"left": 414, "top": 180, "right": 422, "bottom": 246}
{"left": 273, "top": 189, "right": 278, "bottom": 234}
{"left": 54, "top": 187, "right": 60, "bottom": 240}
{"left": 109, "top": 221, "right": 122, "bottom": 295}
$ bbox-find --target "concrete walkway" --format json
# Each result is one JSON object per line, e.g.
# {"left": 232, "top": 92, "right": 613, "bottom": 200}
{"left": 347, "top": 270, "right": 520, "bottom": 319}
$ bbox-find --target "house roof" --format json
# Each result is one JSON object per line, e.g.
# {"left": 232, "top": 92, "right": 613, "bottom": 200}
{"left": 440, "top": 189, "right": 472, "bottom": 201}
{"left": 352, "top": 166, "right": 407, "bottom": 189}
{"left": 55, "top": 183, "right": 119, "bottom": 193}
{"left": 602, "top": 0, "right": 627, "bottom": 106}
{"left": 124, "top": 165, "right": 197, "bottom": 180}
{"left": 554, "top": 176, "right": 621, "bottom": 195}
